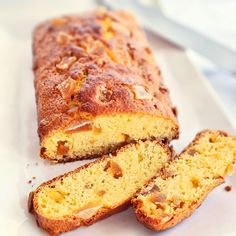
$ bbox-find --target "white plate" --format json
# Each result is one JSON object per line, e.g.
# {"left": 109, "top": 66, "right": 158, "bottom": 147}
{"left": 0, "top": 1, "right": 235, "bottom": 235}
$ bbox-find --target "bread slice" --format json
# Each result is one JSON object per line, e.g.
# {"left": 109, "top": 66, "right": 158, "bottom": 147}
{"left": 29, "top": 140, "right": 171, "bottom": 235}
{"left": 33, "top": 8, "right": 179, "bottom": 162}
{"left": 132, "top": 130, "right": 236, "bottom": 231}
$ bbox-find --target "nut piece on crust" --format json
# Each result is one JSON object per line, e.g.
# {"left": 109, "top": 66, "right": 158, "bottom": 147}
{"left": 132, "top": 130, "right": 236, "bottom": 231}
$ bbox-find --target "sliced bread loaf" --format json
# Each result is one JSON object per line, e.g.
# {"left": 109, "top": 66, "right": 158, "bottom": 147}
{"left": 132, "top": 130, "right": 236, "bottom": 231}
{"left": 29, "top": 140, "right": 171, "bottom": 234}
{"left": 33, "top": 9, "right": 179, "bottom": 162}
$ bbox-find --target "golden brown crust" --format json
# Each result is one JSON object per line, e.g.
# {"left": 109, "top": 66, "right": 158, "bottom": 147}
{"left": 132, "top": 178, "right": 223, "bottom": 231}
{"left": 32, "top": 199, "right": 130, "bottom": 235}
{"left": 132, "top": 130, "right": 235, "bottom": 231}
{"left": 33, "top": 9, "right": 178, "bottom": 156}
{"left": 29, "top": 140, "right": 172, "bottom": 234}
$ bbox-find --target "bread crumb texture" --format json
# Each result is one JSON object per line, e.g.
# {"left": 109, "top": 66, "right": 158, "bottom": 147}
{"left": 33, "top": 141, "right": 170, "bottom": 221}
{"left": 42, "top": 114, "right": 175, "bottom": 161}
{"left": 133, "top": 130, "right": 236, "bottom": 230}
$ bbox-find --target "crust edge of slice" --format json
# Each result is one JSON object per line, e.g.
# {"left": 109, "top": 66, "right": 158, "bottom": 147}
{"left": 28, "top": 140, "right": 172, "bottom": 235}
{"left": 132, "top": 129, "right": 236, "bottom": 231}
{"left": 132, "top": 177, "right": 223, "bottom": 231}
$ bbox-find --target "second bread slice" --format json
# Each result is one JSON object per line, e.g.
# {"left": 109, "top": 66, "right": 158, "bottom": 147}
{"left": 132, "top": 130, "right": 236, "bottom": 231}
{"left": 29, "top": 140, "right": 171, "bottom": 235}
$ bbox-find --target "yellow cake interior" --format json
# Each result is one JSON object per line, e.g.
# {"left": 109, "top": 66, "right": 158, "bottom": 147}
{"left": 41, "top": 113, "right": 177, "bottom": 161}
{"left": 135, "top": 131, "right": 236, "bottom": 223}
{"left": 34, "top": 141, "right": 170, "bottom": 219}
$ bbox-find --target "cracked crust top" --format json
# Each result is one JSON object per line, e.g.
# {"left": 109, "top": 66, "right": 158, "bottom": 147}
{"left": 33, "top": 8, "right": 178, "bottom": 141}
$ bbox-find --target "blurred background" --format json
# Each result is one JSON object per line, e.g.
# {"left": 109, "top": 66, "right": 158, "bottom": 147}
{"left": 0, "top": 0, "right": 235, "bottom": 125}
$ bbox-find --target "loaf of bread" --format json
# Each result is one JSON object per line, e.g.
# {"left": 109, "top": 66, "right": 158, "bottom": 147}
{"left": 29, "top": 140, "right": 171, "bottom": 234}
{"left": 33, "top": 8, "right": 179, "bottom": 162}
{"left": 132, "top": 130, "right": 236, "bottom": 231}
